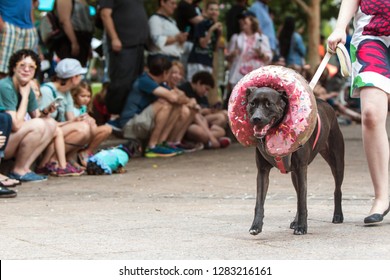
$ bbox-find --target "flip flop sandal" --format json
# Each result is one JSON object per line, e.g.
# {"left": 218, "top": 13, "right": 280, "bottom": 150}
{"left": 335, "top": 43, "right": 352, "bottom": 77}
{"left": 0, "top": 177, "right": 21, "bottom": 188}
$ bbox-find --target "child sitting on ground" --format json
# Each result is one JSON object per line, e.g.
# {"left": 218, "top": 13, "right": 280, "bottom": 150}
{"left": 71, "top": 81, "right": 112, "bottom": 167}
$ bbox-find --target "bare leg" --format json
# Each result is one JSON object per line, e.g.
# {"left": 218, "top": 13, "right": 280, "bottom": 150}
{"left": 168, "top": 106, "right": 194, "bottom": 143}
{"left": 61, "top": 121, "right": 91, "bottom": 161}
{"left": 360, "top": 87, "right": 389, "bottom": 215}
{"left": 86, "top": 125, "right": 112, "bottom": 153}
{"left": 148, "top": 101, "right": 172, "bottom": 147}
{"left": 186, "top": 113, "right": 220, "bottom": 148}
{"left": 5, "top": 118, "right": 56, "bottom": 174}
{"left": 39, "top": 126, "right": 67, "bottom": 169}
{"left": 204, "top": 111, "right": 228, "bottom": 128}
{"left": 158, "top": 104, "right": 181, "bottom": 143}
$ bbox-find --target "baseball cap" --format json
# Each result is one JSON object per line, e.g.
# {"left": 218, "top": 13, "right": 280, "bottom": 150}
{"left": 237, "top": 10, "right": 256, "bottom": 19}
{"left": 55, "top": 58, "right": 88, "bottom": 79}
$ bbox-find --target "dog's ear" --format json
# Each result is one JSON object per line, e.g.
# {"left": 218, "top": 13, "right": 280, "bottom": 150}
{"left": 277, "top": 90, "right": 289, "bottom": 111}
{"left": 245, "top": 87, "right": 258, "bottom": 98}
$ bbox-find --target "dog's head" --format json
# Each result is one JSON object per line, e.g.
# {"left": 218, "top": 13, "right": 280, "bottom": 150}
{"left": 246, "top": 86, "right": 288, "bottom": 139}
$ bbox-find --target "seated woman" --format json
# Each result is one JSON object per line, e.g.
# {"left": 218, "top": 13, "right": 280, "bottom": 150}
{"left": 38, "top": 58, "right": 92, "bottom": 170}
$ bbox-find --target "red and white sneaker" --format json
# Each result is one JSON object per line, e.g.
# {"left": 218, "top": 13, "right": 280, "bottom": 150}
{"left": 218, "top": 137, "right": 231, "bottom": 148}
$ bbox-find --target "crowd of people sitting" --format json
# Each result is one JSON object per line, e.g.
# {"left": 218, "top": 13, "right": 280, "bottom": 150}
{"left": 0, "top": 0, "right": 362, "bottom": 199}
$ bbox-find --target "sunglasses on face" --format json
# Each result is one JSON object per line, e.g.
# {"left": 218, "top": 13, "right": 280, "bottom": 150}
{"left": 17, "top": 62, "right": 37, "bottom": 72}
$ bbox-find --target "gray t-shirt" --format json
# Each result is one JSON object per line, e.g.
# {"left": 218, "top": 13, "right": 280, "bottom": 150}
{"left": 39, "top": 83, "right": 74, "bottom": 122}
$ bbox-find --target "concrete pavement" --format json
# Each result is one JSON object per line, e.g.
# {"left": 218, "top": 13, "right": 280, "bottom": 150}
{"left": 1, "top": 122, "right": 390, "bottom": 260}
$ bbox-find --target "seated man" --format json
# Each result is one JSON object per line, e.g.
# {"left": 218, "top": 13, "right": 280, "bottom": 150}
{"left": 0, "top": 49, "right": 57, "bottom": 182}
{"left": 108, "top": 56, "right": 190, "bottom": 158}
{"left": 178, "top": 71, "right": 230, "bottom": 148}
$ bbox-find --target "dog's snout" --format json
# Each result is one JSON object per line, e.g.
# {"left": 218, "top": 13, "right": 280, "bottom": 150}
{"left": 252, "top": 116, "right": 262, "bottom": 124}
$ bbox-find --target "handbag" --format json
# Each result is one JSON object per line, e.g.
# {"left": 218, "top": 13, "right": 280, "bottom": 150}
{"left": 38, "top": 0, "right": 75, "bottom": 48}
{"left": 39, "top": 11, "right": 65, "bottom": 47}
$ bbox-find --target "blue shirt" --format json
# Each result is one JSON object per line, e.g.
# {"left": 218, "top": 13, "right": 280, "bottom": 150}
{"left": 118, "top": 73, "right": 167, "bottom": 127}
{"left": 286, "top": 32, "right": 306, "bottom": 67}
{"left": 187, "top": 19, "right": 219, "bottom": 67}
{"left": 0, "top": 0, "right": 34, "bottom": 28}
{"left": 249, "top": 1, "right": 277, "bottom": 53}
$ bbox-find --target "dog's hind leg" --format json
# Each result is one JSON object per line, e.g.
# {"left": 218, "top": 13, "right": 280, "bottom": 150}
{"left": 319, "top": 126, "right": 345, "bottom": 224}
{"left": 249, "top": 149, "right": 272, "bottom": 235}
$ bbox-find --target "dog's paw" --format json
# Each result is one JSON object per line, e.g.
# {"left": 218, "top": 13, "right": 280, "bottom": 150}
{"left": 332, "top": 213, "right": 344, "bottom": 224}
{"left": 249, "top": 227, "right": 262, "bottom": 235}
{"left": 293, "top": 226, "right": 307, "bottom": 235}
{"left": 290, "top": 221, "right": 297, "bottom": 229}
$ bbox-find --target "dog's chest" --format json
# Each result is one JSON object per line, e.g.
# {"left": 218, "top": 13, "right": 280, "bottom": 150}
{"left": 257, "top": 144, "right": 293, "bottom": 173}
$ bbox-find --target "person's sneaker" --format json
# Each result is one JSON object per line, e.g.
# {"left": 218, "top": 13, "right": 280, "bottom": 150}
{"left": 144, "top": 146, "right": 178, "bottom": 158}
{"left": 173, "top": 141, "right": 197, "bottom": 153}
{"left": 193, "top": 142, "right": 204, "bottom": 151}
{"left": 163, "top": 143, "right": 184, "bottom": 154}
{"left": 8, "top": 171, "right": 48, "bottom": 182}
{"left": 54, "top": 163, "right": 85, "bottom": 177}
{"left": 35, "top": 162, "right": 57, "bottom": 175}
{"left": 218, "top": 137, "right": 231, "bottom": 148}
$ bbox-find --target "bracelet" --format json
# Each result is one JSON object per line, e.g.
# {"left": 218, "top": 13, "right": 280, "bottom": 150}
{"left": 41, "top": 109, "right": 48, "bottom": 116}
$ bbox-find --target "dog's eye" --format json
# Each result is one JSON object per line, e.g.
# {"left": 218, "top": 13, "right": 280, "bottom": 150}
{"left": 265, "top": 101, "right": 271, "bottom": 108}
{"left": 249, "top": 102, "right": 255, "bottom": 107}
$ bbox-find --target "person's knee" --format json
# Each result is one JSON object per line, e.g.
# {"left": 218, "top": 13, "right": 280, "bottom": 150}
{"left": 362, "top": 108, "right": 381, "bottom": 129}
{"left": 71, "top": 122, "right": 92, "bottom": 143}
{"left": 103, "top": 125, "right": 112, "bottom": 135}
{"left": 44, "top": 119, "right": 58, "bottom": 136}
{"left": 181, "top": 106, "right": 191, "bottom": 120}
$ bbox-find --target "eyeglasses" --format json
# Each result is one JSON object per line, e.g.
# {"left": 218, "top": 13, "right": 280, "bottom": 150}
{"left": 17, "top": 62, "right": 37, "bottom": 72}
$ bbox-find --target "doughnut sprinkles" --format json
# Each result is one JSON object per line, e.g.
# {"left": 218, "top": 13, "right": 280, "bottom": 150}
{"left": 228, "top": 65, "right": 318, "bottom": 157}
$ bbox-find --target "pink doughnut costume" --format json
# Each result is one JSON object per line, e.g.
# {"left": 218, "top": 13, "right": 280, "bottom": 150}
{"left": 228, "top": 65, "right": 318, "bottom": 157}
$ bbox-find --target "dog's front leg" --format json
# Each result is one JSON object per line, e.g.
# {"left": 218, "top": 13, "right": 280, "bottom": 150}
{"left": 249, "top": 148, "right": 272, "bottom": 235}
{"left": 291, "top": 167, "right": 308, "bottom": 235}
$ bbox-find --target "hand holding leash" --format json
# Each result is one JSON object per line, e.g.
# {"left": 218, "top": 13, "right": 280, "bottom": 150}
{"left": 309, "top": 43, "right": 351, "bottom": 90}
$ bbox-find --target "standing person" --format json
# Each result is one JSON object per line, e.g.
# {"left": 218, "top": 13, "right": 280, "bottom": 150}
{"left": 51, "top": 0, "right": 94, "bottom": 67}
{"left": 227, "top": 11, "right": 272, "bottom": 90}
{"left": 99, "top": 0, "right": 149, "bottom": 115}
{"left": 249, "top": 0, "right": 278, "bottom": 58}
{"left": 186, "top": 0, "right": 222, "bottom": 81}
{"left": 278, "top": 16, "right": 306, "bottom": 73}
{"left": 0, "top": 0, "right": 39, "bottom": 78}
{"left": 327, "top": 0, "right": 390, "bottom": 224}
{"left": 225, "top": 0, "right": 248, "bottom": 42}
{"left": 148, "top": 0, "right": 188, "bottom": 64}
{"left": 175, "top": 0, "right": 204, "bottom": 70}
{"left": 0, "top": 49, "right": 57, "bottom": 182}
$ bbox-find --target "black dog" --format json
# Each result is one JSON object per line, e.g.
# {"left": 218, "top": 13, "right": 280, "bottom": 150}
{"left": 246, "top": 87, "right": 344, "bottom": 235}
